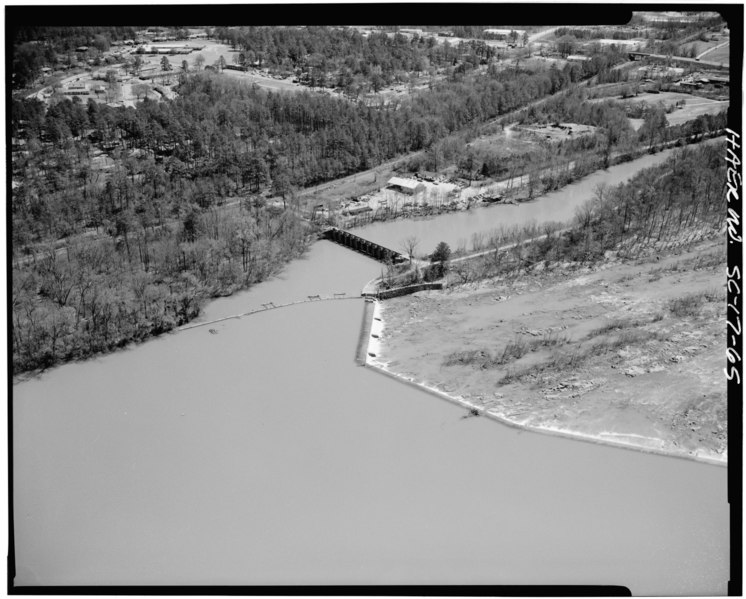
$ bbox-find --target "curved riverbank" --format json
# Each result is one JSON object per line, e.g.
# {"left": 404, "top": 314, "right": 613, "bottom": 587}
{"left": 363, "top": 252, "right": 728, "bottom": 468}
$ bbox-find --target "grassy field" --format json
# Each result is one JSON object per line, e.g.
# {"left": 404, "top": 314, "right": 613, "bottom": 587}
{"left": 295, "top": 158, "right": 410, "bottom": 214}
{"left": 467, "top": 128, "right": 539, "bottom": 153}
{"left": 679, "top": 38, "right": 725, "bottom": 57}
{"left": 221, "top": 69, "right": 308, "bottom": 93}
{"left": 701, "top": 43, "right": 730, "bottom": 66}
{"left": 665, "top": 99, "right": 729, "bottom": 126}
{"left": 595, "top": 91, "right": 728, "bottom": 127}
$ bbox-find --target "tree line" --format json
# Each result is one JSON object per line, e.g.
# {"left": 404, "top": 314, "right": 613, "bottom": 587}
{"left": 12, "top": 200, "right": 312, "bottom": 375}
{"left": 444, "top": 141, "right": 726, "bottom": 285}
{"left": 212, "top": 26, "right": 503, "bottom": 93}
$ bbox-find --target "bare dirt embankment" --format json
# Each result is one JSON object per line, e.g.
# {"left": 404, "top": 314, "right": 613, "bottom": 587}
{"left": 372, "top": 235, "right": 727, "bottom": 464}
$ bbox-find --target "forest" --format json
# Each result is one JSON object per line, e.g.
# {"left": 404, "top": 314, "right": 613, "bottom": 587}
{"left": 12, "top": 199, "right": 311, "bottom": 374}
{"left": 213, "top": 26, "right": 502, "bottom": 92}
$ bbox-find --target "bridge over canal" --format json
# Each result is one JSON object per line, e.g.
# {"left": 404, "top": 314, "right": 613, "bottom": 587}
{"left": 322, "top": 227, "right": 406, "bottom": 263}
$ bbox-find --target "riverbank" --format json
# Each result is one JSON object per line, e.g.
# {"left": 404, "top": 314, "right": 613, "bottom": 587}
{"left": 365, "top": 234, "right": 727, "bottom": 466}
{"left": 337, "top": 132, "right": 725, "bottom": 231}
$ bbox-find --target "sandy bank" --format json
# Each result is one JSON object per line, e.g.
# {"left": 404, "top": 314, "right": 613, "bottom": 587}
{"left": 363, "top": 237, "right": 727, "bottom": 467}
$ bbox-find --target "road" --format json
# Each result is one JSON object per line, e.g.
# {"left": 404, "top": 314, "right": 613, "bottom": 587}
{"left": 449, "top": 227, "right": 572, "bottom": 264}
{"left": 528, "top": 27, "right": 560, "bottom": 43}
{"left": 631, "top": 51, "right": 729, "bottom": 71}
{"left": 696, "top": 41, "right": 729, "bottom": 61}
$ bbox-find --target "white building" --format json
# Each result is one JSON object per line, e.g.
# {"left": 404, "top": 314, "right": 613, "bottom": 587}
{"left": 387, "top": 177, "right": 426, "bottom": 195}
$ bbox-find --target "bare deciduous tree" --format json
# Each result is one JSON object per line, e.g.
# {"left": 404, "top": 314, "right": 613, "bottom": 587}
{"left": 401, "top": 235, "right": 420, "bottom": 264}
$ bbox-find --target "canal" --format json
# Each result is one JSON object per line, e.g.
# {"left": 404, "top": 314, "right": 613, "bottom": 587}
{"left": 13, "top": 148, "right": 729, "bottom": 593}
{"left": 351, "top": 146, "right": 709, "bottom": 253}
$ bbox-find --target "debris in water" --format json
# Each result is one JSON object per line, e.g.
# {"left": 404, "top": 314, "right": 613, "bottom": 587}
{"left": 461, "top": 408, "right": 480, "bottom": 419}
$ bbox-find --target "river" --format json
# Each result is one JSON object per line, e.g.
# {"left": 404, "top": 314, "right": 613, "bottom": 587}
{"left": 12, "top": 149, "right": 729, "bottom": 593}
{"left": 352, "top": 146, "right": 704, "bottom": 254}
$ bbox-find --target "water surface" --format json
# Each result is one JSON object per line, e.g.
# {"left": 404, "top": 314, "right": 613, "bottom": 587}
{"left": 13, "top": 155, "right": 729, "bottom": 593}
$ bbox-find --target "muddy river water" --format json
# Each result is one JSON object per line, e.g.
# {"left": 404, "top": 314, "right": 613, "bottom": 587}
{"left": 13, "top": 150, "right": 729, "bottom": 593}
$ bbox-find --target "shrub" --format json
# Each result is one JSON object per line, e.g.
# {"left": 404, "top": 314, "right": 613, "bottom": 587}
{"left": 430, "top": 241, "right": 452, "bottom": 263}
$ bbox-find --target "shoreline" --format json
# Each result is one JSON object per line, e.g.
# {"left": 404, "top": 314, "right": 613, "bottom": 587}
{"left": 337, "top": 132, "right": 726, "bottom": 231}
{"left": 362, "top": 300, "right": 727, "bottom": 468}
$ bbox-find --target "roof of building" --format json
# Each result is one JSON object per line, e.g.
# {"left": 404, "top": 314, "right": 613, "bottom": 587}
{"left": 388, "top": 177, "right": 424, "bottom": 190}
{"left": 594, "top": 38, "right": 642, "bottom": 46}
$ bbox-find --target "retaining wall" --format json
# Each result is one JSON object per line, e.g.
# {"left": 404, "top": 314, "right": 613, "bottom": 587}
{"left": 374, "top": 282, "right": 443, "bottom": 300}
{"left": 354, "top": 299, "right": 377, "bottom": 365}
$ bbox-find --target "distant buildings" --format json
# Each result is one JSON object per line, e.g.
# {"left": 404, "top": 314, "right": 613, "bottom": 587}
{"left": 483, "top": 29, "right": 526, "bottom": 41}
{"left": 138, "top": 44, "right": 193, "bottom": 55}
{"left": 678, "top": 72, "right": 730, "bottom": 89}
{"left": 638, "top": 65, "right": 684, "bottom": 78}
{"left": 592, "top": 38, "right": 644, "bottom": 49}
{"left": 63, "top": 84, "right": 89, "bottom": 96}
{"left": 638, "top": 11, "right": 719, "bottom": 24}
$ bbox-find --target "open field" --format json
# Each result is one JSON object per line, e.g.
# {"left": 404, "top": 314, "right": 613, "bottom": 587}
{"left": 599, "top": 91, "right": 702, "bottom": 106}
{"left": 512, "top": 55, "right": 568, "bottom": 71}
{"left": 628, "top": 117, "right": 645, "bottom": 131}
{"left": 376, "top": 234, "right": 726, "bottom": 463}
{"left": 296, "top": 156, "right": 414, "bottom": 213}
{"left": 701, "top": 42, "right": 730, "bottom": 66}
{"left": 679, "top": 37, "right": 727, "bottom": 58}
{"left": 592, "top": 91, "right": 728, "bottom": 128}
{"left": 221, "top": 68, "right": 308, "bottom": 93}
{"left": 621, "top": 92, "right": 729, "bottom": 128}
{"left": 665, "top": 99, "right": 729, "bottom": 125}
{"left": 467, "top": 126, "right": 539, "bottom": 154}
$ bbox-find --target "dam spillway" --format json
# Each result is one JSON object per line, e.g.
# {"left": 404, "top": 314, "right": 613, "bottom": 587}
{"left": 322, "top": 226, "right": 407, "bottom": 264}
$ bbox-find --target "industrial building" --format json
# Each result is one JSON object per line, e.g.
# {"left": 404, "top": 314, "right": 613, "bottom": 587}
{"left": 62, "top": 84, "right": 89, "bottom": 96}
{"left": 387, "top": 177, "right": 426, "bottom": 195}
